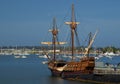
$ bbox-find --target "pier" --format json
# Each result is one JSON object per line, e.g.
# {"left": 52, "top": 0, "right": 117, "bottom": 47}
{"left": 94, "top": 67, "right": 120, "bottom": 75}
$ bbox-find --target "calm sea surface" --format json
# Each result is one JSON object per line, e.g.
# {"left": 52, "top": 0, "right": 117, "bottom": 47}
{"left": 0, "top": 55, "right": 91, "bottom": 84}
{"left": 0, "top": 54, "right": 120, "bottom": 84}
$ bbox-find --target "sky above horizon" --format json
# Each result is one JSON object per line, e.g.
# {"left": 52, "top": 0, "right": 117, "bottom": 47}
{"left": 0, "top": 0, "right": 120, "bottom": 47}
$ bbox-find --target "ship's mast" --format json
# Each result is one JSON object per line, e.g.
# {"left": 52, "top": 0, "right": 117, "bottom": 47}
{"left": 41, "top": 18, "right": 66, "bottom": 61}
{"left": 51, "top": 18, "right": 58, "bottom": 61}
{"left": 88, "top": 32, "right": 92, "bottom": 57}
{"left": 65, "top": 4, "right": 80, "bottom": 61}
{"left": 83, "top": 30, "right": 98, "bottom": 57}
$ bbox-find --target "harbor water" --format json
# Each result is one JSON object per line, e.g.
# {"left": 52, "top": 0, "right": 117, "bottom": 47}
{"left": 0, "top": 54, "right": 120, "bottom": 84}
{"left": 0, "top": 55, "right": 92, "bottom": 84}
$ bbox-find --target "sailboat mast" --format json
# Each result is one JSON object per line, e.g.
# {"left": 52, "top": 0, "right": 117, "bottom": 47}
{"left": 65, "top": 4, "right": 80, "bottom": 61}
{"left": 51, "top": 18, "right": 58, "bottom": 61}
{"left": 71, "top": 4, "right": 75, "bottom": 61}
{"left": 83, "top": 30, "right": 98, "bottom": 57}
{"left": 88, "top": 32, "right": 92, "bottom": 57}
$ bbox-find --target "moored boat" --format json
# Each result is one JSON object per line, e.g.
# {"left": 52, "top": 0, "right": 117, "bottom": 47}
{"left": 61, "top": 4, "right": 120, "bottom": 84}
{"left": 59, "top": 4, "right": 97, "bottom": 79}
{"left": 42, "top": 4, "right": 120, "bottom": 83}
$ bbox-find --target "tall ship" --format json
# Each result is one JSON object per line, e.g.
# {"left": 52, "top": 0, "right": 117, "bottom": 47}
{"left": 42, "top": 4, "right": 120, "bottom": 84}
{"left": 57, "top": 4, "right": 96, "bottom": 78}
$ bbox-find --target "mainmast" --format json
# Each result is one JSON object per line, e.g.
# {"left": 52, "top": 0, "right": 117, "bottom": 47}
{"left": 65, "top": 4, "right": 80, "bottom": 61}
{"left": 50, "top": 17, "right": 58, "bottom": 61}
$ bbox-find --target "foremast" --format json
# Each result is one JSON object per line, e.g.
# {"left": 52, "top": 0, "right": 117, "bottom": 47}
{"left": 65, "top": 4, "right": 80, "bottom": 61}
{"left": 49, "top": 17, "right": 58, "bottom": 61}
{"left": 41, "top": 18, "right": 67, "bottom": 61}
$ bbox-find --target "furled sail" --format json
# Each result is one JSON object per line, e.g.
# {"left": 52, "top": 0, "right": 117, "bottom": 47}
{"left": 41, "top": 42, "right": 67, "bottom": 45}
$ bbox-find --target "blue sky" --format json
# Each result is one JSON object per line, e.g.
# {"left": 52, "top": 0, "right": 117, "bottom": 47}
{"left": 0, "top": 0, "right": 120, "bottom": 47}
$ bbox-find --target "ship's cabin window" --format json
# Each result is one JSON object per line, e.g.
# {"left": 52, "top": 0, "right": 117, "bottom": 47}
{"left": 56, "top": 63, "right": 66, "bottom": 67}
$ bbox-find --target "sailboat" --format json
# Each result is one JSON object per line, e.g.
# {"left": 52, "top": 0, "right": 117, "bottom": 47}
{"left": 61, "top": 4, "right": 120, "bottom": 83}
{"left": 42, "top": 4, "right": 97, "bottom": 77}
{"left": 42, "top": 4, "right": 120, "bottom": 83}
{"left": 59, "top": 4, "right": 97, "bottom": 78}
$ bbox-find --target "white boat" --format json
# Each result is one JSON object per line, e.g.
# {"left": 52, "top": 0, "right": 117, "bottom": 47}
{"left": 104, "top": 52, "right": 118, "bottom": 56}
{"left": 14, "top": 55, "right": 21, "bottom": 58}
{"left": 38, "top": 55, "right": 50, "bottom": 59}
{"left": 42, "top": 61, "right": 48, "bottom": 64}
{"left": 21, "top": 55, "right": 27, "bottom": 58}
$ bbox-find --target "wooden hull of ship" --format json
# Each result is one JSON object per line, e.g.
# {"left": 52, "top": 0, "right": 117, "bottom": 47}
{"left": 49, "top": 68, "right": 62, "bottom": 76}
{"left": 48, "top": 60, "right": 67, "bottom": 76}
{"left": 61, "top": 71, "right": 93, "bottom": 78}
{"left": 48, "top": 57, "right": 120, "bottom": 83}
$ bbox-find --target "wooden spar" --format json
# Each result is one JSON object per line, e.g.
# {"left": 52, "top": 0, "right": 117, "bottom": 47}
{"left": 83, "top": 30, "right": 98, "bottom": 57}
{"left": 52, "top": 18, "right": 58, "bottom": 61}
{"left": 65, "top": 4, "right": 80, "bottom": 61}
{"left": 88, "top": 32, "right": 92, "bottom": 57}
{"left": 41, "top": 42, "right": 67, "bottom": 45}
{"left": 44, "top": 52, "right": 51, "bottom": 61}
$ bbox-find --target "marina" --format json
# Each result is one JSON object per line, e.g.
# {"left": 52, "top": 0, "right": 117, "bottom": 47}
{"left": 1, "top": 0, "right": 120, "bottom": 84}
